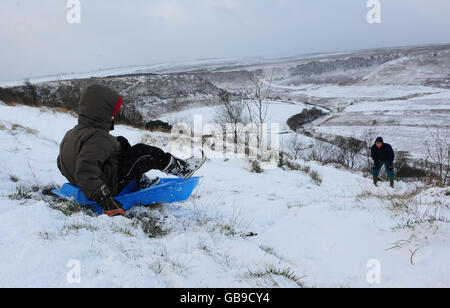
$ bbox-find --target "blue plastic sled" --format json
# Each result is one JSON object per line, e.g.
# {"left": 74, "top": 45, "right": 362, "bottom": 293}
{"left": 52, "top": 177, "right": 201, "bottom": 215}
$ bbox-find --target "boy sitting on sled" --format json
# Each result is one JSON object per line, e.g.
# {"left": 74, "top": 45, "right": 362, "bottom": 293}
{"left": 57, "top": 85, "right": 200, "bottom": 217}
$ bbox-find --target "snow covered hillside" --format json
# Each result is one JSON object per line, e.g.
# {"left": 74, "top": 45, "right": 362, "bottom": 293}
{"left": 0, "top": 102, "right": 448, "bottom": 287}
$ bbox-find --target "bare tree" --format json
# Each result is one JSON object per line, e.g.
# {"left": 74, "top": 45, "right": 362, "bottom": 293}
{"left": 333, "top": 135, "right": 365, "bottom": 169}
{"left": 239, "top": 69, "right": 275, "bottom": 157}
{"left": 422, "top": 127, "right": 449, "bottom": 186}
{"left": 361, "top": 128, "right": 377, "bottom": 172}
{"left": 286, "top": 133, "right": 309, "bottom": 160}
{"left": 242, "top": 70, "right": 273, "bottom": 125}
{"left": 215, "top": 91, "right": 248, "bottom": 145}
{"left": 309, "top": 140, "right": 336, "bottom": 163}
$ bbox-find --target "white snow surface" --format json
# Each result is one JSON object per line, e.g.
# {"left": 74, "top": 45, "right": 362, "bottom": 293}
{"left": 0, "top": 102, "right": 449, "bottom": 288}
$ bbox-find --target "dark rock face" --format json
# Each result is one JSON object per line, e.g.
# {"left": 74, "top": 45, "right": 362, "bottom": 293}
{"left": 145, "top": 120, "right": 172, "bottom": 133}
{"left": 0, "top": 73, "right": 226, "bottom": 126}
{"left": 287, "top": 108, "right": 327, "bottom": 131}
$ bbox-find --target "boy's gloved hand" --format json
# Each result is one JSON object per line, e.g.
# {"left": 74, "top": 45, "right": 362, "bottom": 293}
{"left": 92, "top": 184, "right": 128, "bottom": 218}
{"left": 116, "top": 136, "right": 131, "bottom": 152}
{"left": 373, "top": 161, "right": 379, "bottom": 170}
{"left": 388, "top": 162, "right": 394, "bottom": 171}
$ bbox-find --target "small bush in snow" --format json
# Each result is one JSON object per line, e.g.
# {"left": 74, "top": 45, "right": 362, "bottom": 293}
{"left": 278, "top": 155, "right": 321, "bottom": 186}
{"left": 111, "top": 223, "right": 136, "bottom": 237}
{"left": 250, "top": 160, "right": 264, "bottom": 173}
{"left": 245, "top": 265, "right": 305, "bottom": 288}
{"left": 309, "top": 170, "right": 322, "bottom": 186}
{"left": 391, "top": 217, "right": 450, "bottom": 232}
{"left": 48, "top": 199, "right": 95, "bottom": 217}
{"left": 38, "top": 232, "right": 55, "bottom": 241}
{"left": 10, "top": 175, "right": 19, "bottom": 183}
{"left": 9, "top": 185, "right": 32, "bottom": 200}
{"left": 131, "top": 216, "right": 169, "bottom": 238}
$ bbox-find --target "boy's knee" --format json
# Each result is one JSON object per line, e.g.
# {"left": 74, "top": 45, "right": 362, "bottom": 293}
{"left": 131, "top": 143, "right": 147, "bottom": 152}
{"left": 132, "top": 144, "right": 163, "bottom": 155}
{"left": 131, "top": 144, "right": 171, "bottom": 163}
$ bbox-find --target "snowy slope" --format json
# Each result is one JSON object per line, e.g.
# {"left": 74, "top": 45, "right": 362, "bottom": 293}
{"left": 0, "top": 102, "right": 449, "bottom": 287}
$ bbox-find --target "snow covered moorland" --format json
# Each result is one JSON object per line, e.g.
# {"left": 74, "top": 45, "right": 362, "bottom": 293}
{"left": 0, "top": 102, "right": 448, "bottom": 287}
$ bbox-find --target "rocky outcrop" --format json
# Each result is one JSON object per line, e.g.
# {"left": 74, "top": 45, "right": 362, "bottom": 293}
{"left": 0, "top": 73, "right": 226, "bottom": 126}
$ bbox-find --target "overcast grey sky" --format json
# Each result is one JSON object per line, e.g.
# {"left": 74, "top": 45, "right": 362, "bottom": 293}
{"left": 1, "top": 0, "right": 449, "bottom": 82}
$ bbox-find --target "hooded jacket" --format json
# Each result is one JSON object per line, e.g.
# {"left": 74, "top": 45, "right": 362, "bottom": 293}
{"left": 57, "top": 85, "right": 123, "bottom": 199}
{"left": 370, "top": 138, "right": 395, "bottom": 164}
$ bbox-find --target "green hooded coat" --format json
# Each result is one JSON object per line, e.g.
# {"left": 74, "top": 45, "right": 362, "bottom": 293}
{"left": 57, "top": 85, "right": 122, "bottom": 199}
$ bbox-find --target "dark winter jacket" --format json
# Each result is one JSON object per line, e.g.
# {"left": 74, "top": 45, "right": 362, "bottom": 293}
{"left": 371, "top": 142, "right": 395, "bottom": 165}
{"left": 57, "top": 85, "right": 123, "bottom": 199}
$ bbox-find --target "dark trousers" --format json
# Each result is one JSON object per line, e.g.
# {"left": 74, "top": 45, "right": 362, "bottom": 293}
{"left": 372, "top": 161, "right": 395, "bottom": 179}
{"left": 117, "top": 144, "right": 172, "bottom": 193}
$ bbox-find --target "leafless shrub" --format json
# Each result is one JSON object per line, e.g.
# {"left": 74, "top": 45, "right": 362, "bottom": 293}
{"left": 422, "top": 128, "right": 449, "bottom": 186}
{"left": 361, "top": 129, "right": 377, "bottom": 172}
{"left": 286, "top": 134, "right": 309, "bottom": 160}
{"left": 215, "top": 91, "right": 249, "bottom": 146}
{"left": 239, "top": 70, "right": 274, "bottom": 154}
{"left": 309, "top": 140, "right": 335, "bottom": 163}
{"left": 241, "top": 70, "right": 272, "bottom": 126}
{"left": 333, "top": 135, "right": 365, "bottom": 169}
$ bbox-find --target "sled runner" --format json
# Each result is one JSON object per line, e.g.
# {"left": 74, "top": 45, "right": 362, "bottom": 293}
{"left": 52, "top": 177, "right": 202, "bottom": 215}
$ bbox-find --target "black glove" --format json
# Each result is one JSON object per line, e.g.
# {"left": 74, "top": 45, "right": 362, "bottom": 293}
{"left": 117, "top": 136, "right": 131, "bottom": 152}
{"left": 388, "top": 162, "right": 394, "bottom": 171}
{"left": 92, "top": 184, "right": 127, "bottom": 217}
{"left": 373, "top": 161, "right": 379, "bottom": 170}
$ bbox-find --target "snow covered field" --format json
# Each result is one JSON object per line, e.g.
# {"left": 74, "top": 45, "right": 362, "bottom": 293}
{"left": 0, "top": 102, "right": 448, "bottom": 287}
{"left": 158, "top": 101, "right": 308, "bottom": 132}
{"left": 276, "top": 84, "right": 450, "bottom": 160}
